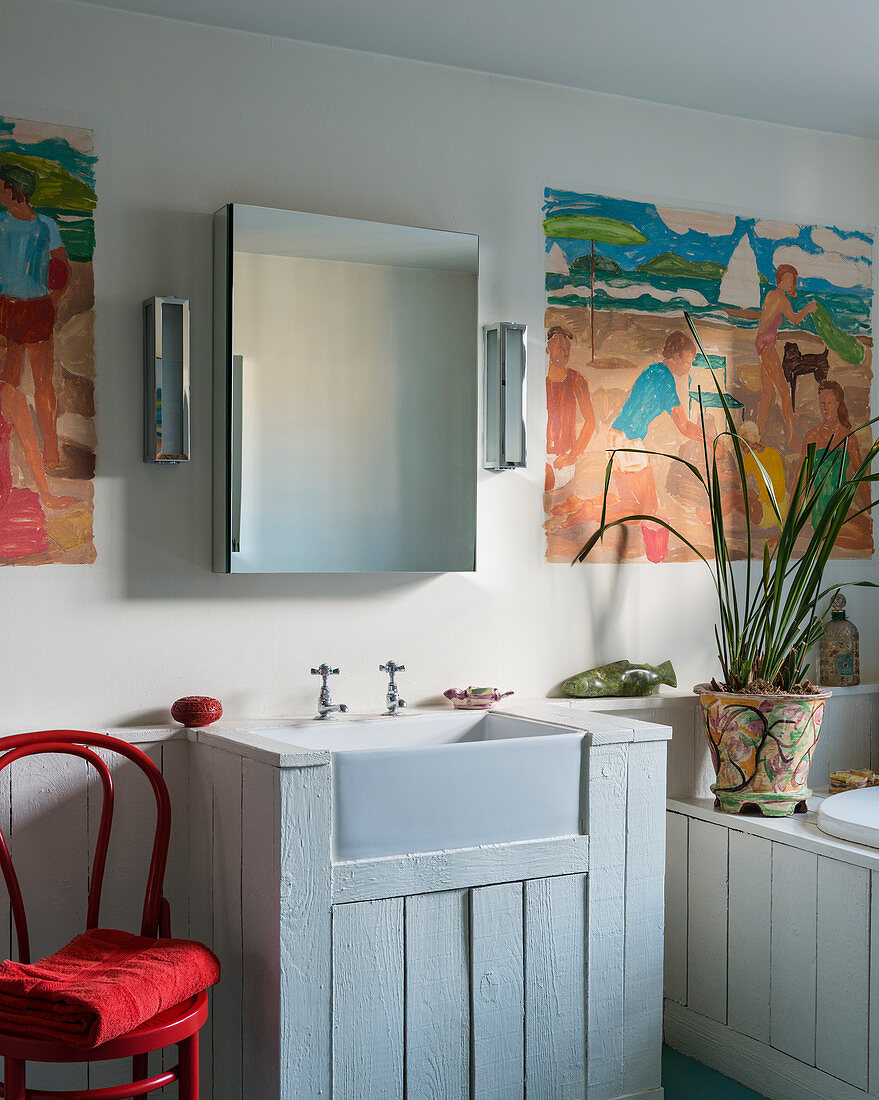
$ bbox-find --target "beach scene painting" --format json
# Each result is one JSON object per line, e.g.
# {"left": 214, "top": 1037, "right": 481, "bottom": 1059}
{"left": 543, "top": 187, "right": 874, "bottom": 564}
{"left": 0, "top": 115, "right": 97, "bottom": 565}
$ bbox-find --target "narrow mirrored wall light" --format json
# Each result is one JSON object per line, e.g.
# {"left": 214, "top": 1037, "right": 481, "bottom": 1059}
{"left": 483, "top": 322, "right": 526, "bottom": 470}
{"left": 144, "top": 296, "right": 190, "bottom": 463}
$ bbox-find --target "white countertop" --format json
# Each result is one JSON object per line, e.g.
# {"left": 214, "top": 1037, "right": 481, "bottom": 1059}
{"left": 187, "top": 701, "right": 673, "bottom": 767}
{"left": 668, "top": 794, "right": 879, "bottom": 872}
{"left": 97, "top": 700, "right": 673, "bottom": 767}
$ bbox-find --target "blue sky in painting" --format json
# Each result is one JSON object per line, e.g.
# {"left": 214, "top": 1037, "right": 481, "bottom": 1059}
{"left": 543, "top": 188, "right": 873, "bottom": 298}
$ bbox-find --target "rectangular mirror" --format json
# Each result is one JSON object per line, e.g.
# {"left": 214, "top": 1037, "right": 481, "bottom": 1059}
{"left": 213, "top": 205, "right": 478, "bottom": 573}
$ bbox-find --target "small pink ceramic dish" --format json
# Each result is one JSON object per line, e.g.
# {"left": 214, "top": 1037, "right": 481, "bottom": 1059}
{"left": 443, "top": 687, "right": 514, "bottom": 711}
{"left": 170, "top": 696, "right": 223, "bottom": 728}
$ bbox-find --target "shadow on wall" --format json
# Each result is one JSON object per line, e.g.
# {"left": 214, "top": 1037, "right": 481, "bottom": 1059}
{"left": 122, "top": 709, "right": 177, "bottom": 726}
{"left": 586, "top": 529, "right": 634, "bottom": 663}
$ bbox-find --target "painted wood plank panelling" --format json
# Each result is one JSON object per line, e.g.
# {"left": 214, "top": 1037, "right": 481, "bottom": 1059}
{"left": 870, "top": 692, "right": 879, "bottom": 776}
{"left": 158, "top": 737, "right": 189, "bottom": 1100}
{"left": 582, "top": 742, "right": 627, "bottom": 1100}
{"left": 0, "top": 764, "right": 10, "bottom": 964}
{"left": 211, "top": 748, "right": 243, "bottom": 1100}
{"left": 523, "top": 874, "right": 587, "bottom": 1100}
{"left": 9, "top": 752, "right": 89, "bottom": 957}
{"left": 663, "top": 698, "right": 695, "bottom": 799}
{"left": 812, "top": 693, "right": 872, "bottom": 792}
{"left": 470, "top": 880, "right": 525, "bottom": 1100}
{"left": 666, "top": 1000, "right": 871, "bottom": 1100}
{"left": 405, "top": 889, "right": 470, "bottom": 1099}
{"left": 279, "top": 763, "right": 332, "bottom": 1100}
{"left": 162, "top": 738, "right": 190, "bottom": 936}
{"left": 624, "top": 739, "right": 666, "bottom": 1097}
{"left": 770, "top": 845, "right": 818, "bottom": 1065}
{"left": 0, "top": 767, "right": 8, "bottom": 1081}
{"left": 870, "top": 870, "right": 879, "bottom": 1098}
{"left": 332, "top": 834, "right": 589, "bottom": 904}
{"left": 669, "top": 793, "right": 879, "bottom": 871}
{"left": 815, "top": 857, "right": 869, "bottom": 1088}
{"left": 88, "top": 744, "right": 165, "bottom": 1093}
{"left": 686, "top": 818, "right": 728, "bottom": 1024}
{"left": 727, "top": 831, "right": 771, "bottom": 1042}
{"left": 8, "top": 752, "right": 89, "bottom": 1093}
{"left": 91, "top": 743, "right": 163, "bottom": 928}
{"left": 664, "top": 813, "right": 688, "bottom": 1006}
{"left": 692, "top": 705, "right": 716, "bottom": 801}
{"left": 614, "top": 698, "right": 696, "bottom": 800}
{"left": 188, "top": 741, "right": 214, "bottom": 1096}
{"left": 332, "top": 897, "right": 404, "bottom": 1100}
{"left": 242, "top": 758, "right": 280, "bottom": 1100}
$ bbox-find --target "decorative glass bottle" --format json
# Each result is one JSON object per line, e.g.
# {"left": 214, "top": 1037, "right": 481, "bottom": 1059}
{"left": 819, "top": 593, "right": 860, "bottom": 687}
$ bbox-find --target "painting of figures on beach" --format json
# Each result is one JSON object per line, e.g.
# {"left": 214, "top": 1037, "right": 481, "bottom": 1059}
{"left": 0, "top": 116, "right": 96, "bottom": 565}
{"left": 543, "top": 188, "right": 874, "bottom": 564}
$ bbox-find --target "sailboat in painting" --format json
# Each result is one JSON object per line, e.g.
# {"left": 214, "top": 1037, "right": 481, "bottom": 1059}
{"left": 546, "top": 242, "right": 569, "bottom": 276}
{"left": 541, "top": 187, "right": 875, "bottom": 565}
{"left": 719, "top": 233, "right": 761, "bottom": 309}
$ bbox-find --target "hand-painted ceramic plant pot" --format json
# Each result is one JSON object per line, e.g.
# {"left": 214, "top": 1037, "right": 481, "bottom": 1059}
{"left": 695, "top": 684, "right": 831, "bottom": 817}
{"left": 443, "top": 687, "right": 514, "bottom": 711}
{"left": 171, "top": 696, "right": 223, "bottom": 728}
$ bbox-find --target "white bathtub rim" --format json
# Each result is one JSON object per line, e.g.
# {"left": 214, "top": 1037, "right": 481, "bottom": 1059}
{"left": 816, "top": 785, "right": 879, "bottom": 849}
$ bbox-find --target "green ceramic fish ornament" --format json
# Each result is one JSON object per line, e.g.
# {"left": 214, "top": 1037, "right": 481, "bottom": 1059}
{"left": 562, "top": 659, "right": 677, "bottom": 698}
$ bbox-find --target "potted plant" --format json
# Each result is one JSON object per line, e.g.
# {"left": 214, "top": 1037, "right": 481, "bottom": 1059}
{"left": 577, "top": 313, "right": 877, "bottom": 816}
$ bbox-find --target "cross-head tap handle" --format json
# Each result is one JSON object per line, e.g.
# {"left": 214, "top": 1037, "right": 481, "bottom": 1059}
{"left": 380, "top": 660, "right": 405, "bottom": 674}
{"left": 311, "top": 664, "right": 340, "bottom": 678}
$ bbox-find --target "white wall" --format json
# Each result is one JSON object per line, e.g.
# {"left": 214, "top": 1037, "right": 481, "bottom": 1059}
{"left": 1, "top": 0, "right": 878, "bottom": 728}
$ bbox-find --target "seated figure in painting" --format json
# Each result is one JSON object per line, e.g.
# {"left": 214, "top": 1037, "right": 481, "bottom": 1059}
{"left": 739, "top": 420, "right": 788, "bottom": 529}
{"left": 801, "top": 380, "right": 871, "bottom": 534}
{"left": 553, "top": 330, "right": 703, "bottom": 563}
{"left": 664, "top": 436, "right": 747, "bottom": 533}
{"left": 755, "top": 264, "right": 817, "bottom": 444}
{"left": 545, "top": 325, "right": 595, "bottom": 491}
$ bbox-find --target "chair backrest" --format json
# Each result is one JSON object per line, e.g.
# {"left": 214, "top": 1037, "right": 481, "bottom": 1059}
{"left": 689, "top": 351, "right": 729, "bottom": 393}
{"left": 0, "top": 731, "right": 172, "bottom": 963}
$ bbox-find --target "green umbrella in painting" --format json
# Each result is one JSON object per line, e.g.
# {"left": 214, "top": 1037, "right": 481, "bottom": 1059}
{"left": 543, "top": 214, "right": 647, "bottom": 359}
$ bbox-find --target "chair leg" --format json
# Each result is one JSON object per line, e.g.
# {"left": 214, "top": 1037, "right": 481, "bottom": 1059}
{"left": 4, "top": 1057, "right": 25, "bottom": 1100}
{"left": 178, "top": 1033, "right": 199, "bottom": 1100}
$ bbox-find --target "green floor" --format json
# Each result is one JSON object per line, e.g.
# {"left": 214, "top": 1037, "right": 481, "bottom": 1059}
{"left": 663, "top": 1046, "right": 767, "bottom": 1098}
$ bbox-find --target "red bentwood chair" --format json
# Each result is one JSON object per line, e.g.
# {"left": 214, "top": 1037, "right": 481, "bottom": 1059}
{"left": 0, "top": 731, "right": 208, "bottom": 1100}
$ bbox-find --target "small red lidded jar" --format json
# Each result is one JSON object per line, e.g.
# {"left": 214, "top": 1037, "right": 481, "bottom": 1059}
{"left": 170, "top": 696, "right": 223, "bottom": 728}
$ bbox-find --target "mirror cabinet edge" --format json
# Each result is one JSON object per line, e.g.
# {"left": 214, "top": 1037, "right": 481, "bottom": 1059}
{"left": 211, "top": 203, "right": 233, "bottom": 573}
{"left": 212, "top": 203, "right": 480, "bottom": 575}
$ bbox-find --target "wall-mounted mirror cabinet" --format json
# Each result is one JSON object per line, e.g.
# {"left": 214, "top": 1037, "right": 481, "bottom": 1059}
{"left": 213, "top": 205, "right": 478, "bottom": 573}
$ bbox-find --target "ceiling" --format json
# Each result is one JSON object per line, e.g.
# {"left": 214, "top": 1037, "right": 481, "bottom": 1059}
{"left": 72, "top": 0, "right": 879, "bottom": 141}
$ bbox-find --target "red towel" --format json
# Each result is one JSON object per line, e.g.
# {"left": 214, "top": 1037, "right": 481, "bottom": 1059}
{"left": 0, "top": 928, "right": 220, "bottom": 1048}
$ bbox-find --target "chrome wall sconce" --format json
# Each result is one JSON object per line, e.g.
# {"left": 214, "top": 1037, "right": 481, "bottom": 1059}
{"left": 483, "top": 322, "right": 526, "bottom": 470}
{"left": 144, "top": 296, "right": 190, "bottom": 463}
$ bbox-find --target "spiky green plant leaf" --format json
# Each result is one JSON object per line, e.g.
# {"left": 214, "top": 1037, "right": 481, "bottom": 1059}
{"left": 575, "top": 311, "right": 878, "bottom": 692}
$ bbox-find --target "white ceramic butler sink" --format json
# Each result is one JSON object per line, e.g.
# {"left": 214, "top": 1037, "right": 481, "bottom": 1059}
{"left": 246, "top": 711, "right": 583, "bottom": 860}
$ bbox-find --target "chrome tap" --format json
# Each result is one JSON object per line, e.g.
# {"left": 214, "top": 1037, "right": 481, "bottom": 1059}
{"left": 380, "top": 660, "right": 406, "bottom": 715}
{"left": 311, "top": 664, "right": 349, "bottom": 719}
